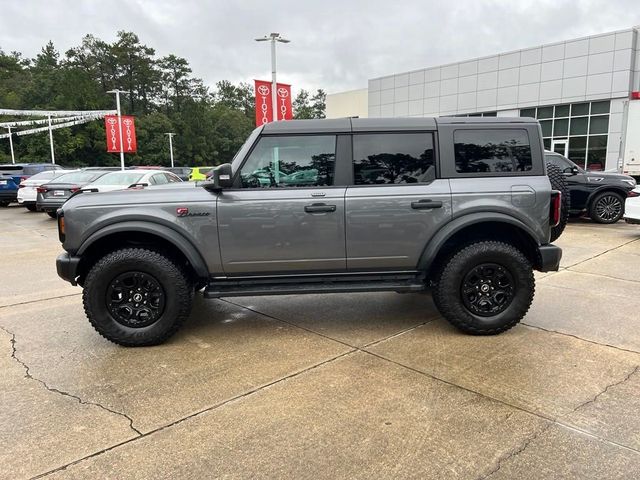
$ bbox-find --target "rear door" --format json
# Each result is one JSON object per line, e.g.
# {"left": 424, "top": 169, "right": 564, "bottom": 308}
{"left": 217, "top": 134, "right": 348, "bottom": 274}
{"left": 345, "top": 132, "right": 452, "bottom": 270}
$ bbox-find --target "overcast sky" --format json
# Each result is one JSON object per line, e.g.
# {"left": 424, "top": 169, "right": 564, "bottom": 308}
{"left": 0, "top": 0, "right": 638, "bottom": 96}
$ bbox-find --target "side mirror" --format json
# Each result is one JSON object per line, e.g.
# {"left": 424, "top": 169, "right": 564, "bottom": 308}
{"left": 207, "top": 163, "right": 233, "bottom": 191}
{"left": 571, "top": 166, "right": 579, "bottom": 175}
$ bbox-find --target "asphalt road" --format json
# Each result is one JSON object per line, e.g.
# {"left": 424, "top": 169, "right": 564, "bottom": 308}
{"left": 1, "top": 204, "right": 640, "bottom": 479}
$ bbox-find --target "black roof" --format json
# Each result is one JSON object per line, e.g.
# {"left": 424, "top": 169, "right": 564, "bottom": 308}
{"left": 260, "top": 116, "right": 537, "bottom": 134}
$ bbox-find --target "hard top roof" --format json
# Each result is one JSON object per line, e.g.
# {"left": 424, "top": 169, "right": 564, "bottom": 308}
{"left": 260, "top": 116, "right": 537, "bottom": 134}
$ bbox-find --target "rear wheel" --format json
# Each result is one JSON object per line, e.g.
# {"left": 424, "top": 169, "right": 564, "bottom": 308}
{"left": 83, "top": 248, "right": 193, "bottom": 346}
{"left": 433, "top": 241, "right": 534, "bottom": 335}
{"left": 589, "top": 191, "right": 624, "bottom": 224}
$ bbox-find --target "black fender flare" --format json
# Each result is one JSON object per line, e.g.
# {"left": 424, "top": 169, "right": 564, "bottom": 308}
{"left": 77, "top": 221, "right": 209, "bottom": 279}
{"left": 417, "top": 212, "right": 541, "bottom": 272}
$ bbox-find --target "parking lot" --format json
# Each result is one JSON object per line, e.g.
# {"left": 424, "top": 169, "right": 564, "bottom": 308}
{"left": 1, "top": 205, "right": 640, "bottom": 479}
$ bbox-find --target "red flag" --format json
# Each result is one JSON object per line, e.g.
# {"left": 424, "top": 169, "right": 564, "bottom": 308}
{"left": 275, "top": 83, "right": 292, "bottom": 121}
{"left": 255, "top": 80, "right": 273, "bottom": 126}
{"left": 105, "top": 115, "right": 120, "bottom": 152}
{"left": 104, "top": 115, "right": 137, "bottom": 153}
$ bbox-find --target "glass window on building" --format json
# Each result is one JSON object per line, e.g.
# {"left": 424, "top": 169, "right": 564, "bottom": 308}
{"left": 519, "top": 100, "right": 610, "bottom": 171}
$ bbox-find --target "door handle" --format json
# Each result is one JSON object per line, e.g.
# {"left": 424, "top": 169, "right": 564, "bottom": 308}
{"left": 304, "top": 203, "right": 337, "bottom": 213}
{"left": 411, "top": 199, "right": 443, "bottom": 210}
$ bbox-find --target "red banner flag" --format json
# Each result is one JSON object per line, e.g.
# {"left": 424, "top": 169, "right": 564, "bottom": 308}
{"left": 255, "top": 80, "right": 293, "bottom": 126}
{"left": 104, "top": 115, "right": 137, "bottom": 153}
{"left": 254, "top": 80, "right": 274, "bottom": 126}
{"left": 275, "top": 83, "right": 292, "bottom": 121}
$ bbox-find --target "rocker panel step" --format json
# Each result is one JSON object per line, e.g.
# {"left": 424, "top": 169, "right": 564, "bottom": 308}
{"left": 203, "top": 274, "right": 426, "bottom": 298}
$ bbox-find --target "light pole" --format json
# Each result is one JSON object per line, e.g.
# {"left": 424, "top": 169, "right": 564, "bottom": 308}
{"left": 47, "top": 115, "right": 55, "bottom": 164}
{"left": 106, "top": 89, "right": 126, "bottom": 171}
{"left": 3, "top": 127, "right": 15, "bottom": 164}
{"left": 165, "top": 132, "right": 175, "bottom": 168}
{"left": 255, "top": 33, "right": 290, "bottom": 122}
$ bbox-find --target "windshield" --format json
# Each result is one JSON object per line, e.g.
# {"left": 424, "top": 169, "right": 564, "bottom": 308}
{"left": 230, "top": 127, "right": 262, "bottom": 171}
{"left": 52, "top": 172, "right": 106, "bottom": 184}
{"left": 89, "top": 172, "right": 145, "bottom": 185}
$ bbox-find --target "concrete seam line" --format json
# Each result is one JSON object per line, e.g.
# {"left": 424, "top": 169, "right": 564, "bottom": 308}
{"left": 564, "top": 237, "right": 640, "bottom": 269}
{"left": 0, "top": 325, "right": 142, "bottom": 437}
{"left": 360, "top": 350, "right": 640, "bottom": 453}
{"left": 30, "top": 349, "right": 357, "bottom": 479}
{"left": 521, "top": 322, "right": 640, "bottom": 355}
{"left": 220, "top": 297, "right": 440, "bottom": 350}
{"left": 222, "top": 299, "right": 640, "bottom": 453}
{"left": 0, "top": 292, "right": 82, "bottom": 310}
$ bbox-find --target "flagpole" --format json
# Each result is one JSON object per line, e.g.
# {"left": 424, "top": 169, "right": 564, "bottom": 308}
{"left": 107, "top": 89, "right": 126, "bottom": 171}
{"left": 7, "top": 127, "right": 15, "bottom": 164}
{"left": 47, "top": 115, "right": 56, "bottom": 164}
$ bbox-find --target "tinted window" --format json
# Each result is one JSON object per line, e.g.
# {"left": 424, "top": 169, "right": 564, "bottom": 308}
{"left": 353, "top": 133, "right": 435, "bottom": 185}
{"left": 52, "top": 172, "right": 105, "bottom": 184}
{"left": 240, "top": 135, "right": 336, "bottom": 188}
{"left": 454, "top": 129, "right": 532, "bottom": 174}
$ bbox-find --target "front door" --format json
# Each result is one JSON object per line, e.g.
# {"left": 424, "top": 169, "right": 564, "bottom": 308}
{"left": 217, "top": 134, "right": 346, "bottom": 274}
{"left": 552, "top": 139, "right": 568, "bottom": 157}
{"left": 345, "top": 132, "right": 452, "bottom": 270}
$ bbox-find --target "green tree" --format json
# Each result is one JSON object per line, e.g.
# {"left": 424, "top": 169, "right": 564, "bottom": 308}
{"left": 293, "top": 89, "right": 326, "bottom": 119}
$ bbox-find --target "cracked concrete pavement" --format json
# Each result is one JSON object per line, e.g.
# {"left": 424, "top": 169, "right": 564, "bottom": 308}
{"left": 1, "top": 207, "right": 640, "bottom": 479}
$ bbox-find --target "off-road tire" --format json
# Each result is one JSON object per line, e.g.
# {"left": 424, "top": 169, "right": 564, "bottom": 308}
{"left": 589, "top": 191, "right": 624, "bottom": 224}
{"left": 83, "top": 248, "right": 193, "bottom": 346}
{"left": 546, "top": 162, "right": 570, "bottom": 242}
{"left": 46, "top": 211, "right": 57, "bottom": 218}
{"left": 433, "top": 241, "right": 535, "bottom": 335}
{"left": 25, "top": 205, "right": 37, "bottom": 212}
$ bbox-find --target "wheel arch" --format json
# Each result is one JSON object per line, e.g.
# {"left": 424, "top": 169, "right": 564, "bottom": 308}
{"left": 419, "top": 213, "right": 542, "bottom": 276}
{"left": 76, "top": 222, "right": 209, "bottom": 285}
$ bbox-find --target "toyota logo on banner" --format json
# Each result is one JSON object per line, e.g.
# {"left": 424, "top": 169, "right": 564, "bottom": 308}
{"left": 104, "top": 115, "right": 138, "bottom": 153}
{"left": 254, "top": 80, "right": 293, "bottom": 126}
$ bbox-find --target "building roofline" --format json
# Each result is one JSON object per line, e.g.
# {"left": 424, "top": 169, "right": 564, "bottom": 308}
{"left": 370, "top": 26, "right": 638, "bottom": 81}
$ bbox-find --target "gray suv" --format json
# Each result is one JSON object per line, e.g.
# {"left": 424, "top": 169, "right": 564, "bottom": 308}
{"left": 56, "top": 117, "right": 562, "bottom": 346}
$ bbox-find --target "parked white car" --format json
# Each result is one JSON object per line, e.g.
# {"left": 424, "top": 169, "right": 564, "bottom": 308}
{"left": 17, "top": 169, "right": 76, "bottom": 211}
{"left": 624, "top": 186, "right": 640, "bottom": 224}
{"left": 82, "top": 170, "right": 182, "bottom": 192}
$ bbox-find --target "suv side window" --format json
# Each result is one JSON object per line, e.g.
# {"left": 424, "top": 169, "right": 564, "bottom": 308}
{"left": 454, "top": 129, "right": 532, "bottom": 174}
{"left": 239, "top": 135, "right": 336, "bottom": 188}
{"left": 352, "top": 133, "right": 435, "bottom": 185}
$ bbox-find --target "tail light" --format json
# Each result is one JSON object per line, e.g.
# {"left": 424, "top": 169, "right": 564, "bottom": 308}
{"left": 18, "top": 183, "right": 25, "bottom": 189}
{"left": 57, "top": 211, "right": 65, "bottom": 243}
{"left": 70, "top": 186, "right": 80, "bottom": 193}
{"left": 628, "top": 190, "right": 640, "bottom": 198}
{"left": 20, "top": 176, "right": 27, "bottom": 182}
{"left": 36, "top": 186, "right": 48, "bottom": 193}
{"left": 550, "top": 190, "right": 562, "bottom": 227}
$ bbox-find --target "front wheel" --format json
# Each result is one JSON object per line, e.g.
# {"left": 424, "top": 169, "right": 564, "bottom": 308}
{"left": 83, "top": 248, "right": 193, "bottom": 346}
{"left": 589, "top": 191, "right": 624, "bottom": 224}
{"left": 433, "top": 241, "right": 535, "bottom": 335}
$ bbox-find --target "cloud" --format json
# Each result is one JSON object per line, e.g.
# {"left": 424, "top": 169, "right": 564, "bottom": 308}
{"left": 0, "top": 0, "right": 638, "bottom": 96}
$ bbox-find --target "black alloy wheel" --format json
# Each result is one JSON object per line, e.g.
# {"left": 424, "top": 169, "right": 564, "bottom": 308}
{"left": 590, "top": 192, "right": 624, "bottom": 224}
{"left": 106, "top": 271, "right": 166, "bottom": 328}
{"left": 461, "top": 263, "right": 514, "bottom": 317}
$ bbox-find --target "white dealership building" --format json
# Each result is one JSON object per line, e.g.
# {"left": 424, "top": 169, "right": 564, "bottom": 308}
{"left": 327, "top": 26, "right": 640, "bottom": 172}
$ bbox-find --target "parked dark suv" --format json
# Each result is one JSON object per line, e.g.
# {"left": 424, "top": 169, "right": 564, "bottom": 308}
{"left": 56, "top": 118, "right": 563, "bottom": 346}
{"left": 544, "top": 151, "right": 636, "bottom": 223}
{"left": 0, "top": 163, "right": 62, "bottom": 206}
